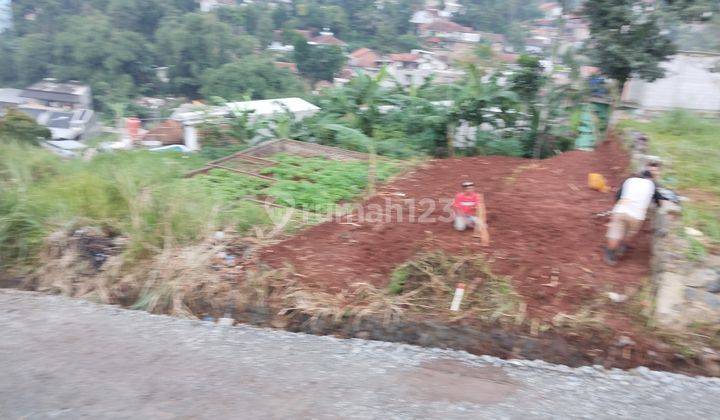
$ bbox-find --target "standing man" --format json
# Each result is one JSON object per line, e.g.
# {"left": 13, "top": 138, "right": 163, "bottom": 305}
{"left": 453, "top": 181, "right": 490, "bottom": 246}
{"left": 604, "top": 162, "right": 665, "bottom": 265}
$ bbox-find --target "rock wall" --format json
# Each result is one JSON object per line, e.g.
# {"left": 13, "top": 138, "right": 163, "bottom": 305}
{"left": 624, "top": 131, "right": 720, "bottom": 328}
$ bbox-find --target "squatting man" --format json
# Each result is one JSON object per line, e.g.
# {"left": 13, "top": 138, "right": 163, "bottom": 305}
{"left": 452, "top": 181, "right": 490, "bottom": 246}
{"left": 604, "top": 161, "right": 670, "bottom": 265}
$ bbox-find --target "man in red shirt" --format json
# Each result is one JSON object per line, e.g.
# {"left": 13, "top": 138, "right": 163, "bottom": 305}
{"left": 452, "top": 181, "right": 489, "bottom": 245}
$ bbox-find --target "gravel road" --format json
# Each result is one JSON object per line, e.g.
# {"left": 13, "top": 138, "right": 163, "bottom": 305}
{"left": 1, "top": 289, "right": 718, "bottom": 419}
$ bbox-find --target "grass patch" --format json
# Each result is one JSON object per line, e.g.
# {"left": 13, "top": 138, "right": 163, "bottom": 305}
{"left": 388, "top": 265, "right": 410, "bottom": 295}
{"left": 620, "top": 110, "right": 720, "bottom": 245}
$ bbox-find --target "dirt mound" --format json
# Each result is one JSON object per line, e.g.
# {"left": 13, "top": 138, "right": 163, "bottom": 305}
{"left": 260, "top": 139, "right": 647, "bottom": 325}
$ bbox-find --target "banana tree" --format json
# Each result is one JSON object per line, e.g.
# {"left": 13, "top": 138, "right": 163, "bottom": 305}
{"left": 450, "top": 65, "right": 520, "bottom": 156}
{"left": 324, "top": 124, "right": 378, "bottom": 197}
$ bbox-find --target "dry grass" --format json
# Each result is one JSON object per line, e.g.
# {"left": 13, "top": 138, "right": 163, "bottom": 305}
{"left": 281, "top": 281, "right": 414, "bottom": 325}
{"left": 27, "top": 231, "right": 516, "bottom": 332}
{"left": 387, "top": 251, "right": 522, "bottom": 323}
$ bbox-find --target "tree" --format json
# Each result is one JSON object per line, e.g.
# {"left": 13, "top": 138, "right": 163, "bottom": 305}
{"left": 510, "top": 55, "right": 546, "bottom": 157}
{"left": 454, "top": 0, "right": 541, "bottom": 34}
{"left": 107, "top": 0, "right": 167, "bottom": 37}
{"left": 155, "top": 13, "right": 254, "bottom": 96}
{"left": 255, "top": 10, "right": 274, "bottom": 48}
{"left": 200, "top": 58, "right": 306, "bottom": 101}
{"left": 0, "top": 110, "right": 51, "bottom": 145}
{"left": 293, "top": 39, "right": 346, "bottom": 82}
{"left": 450, "top": 65, "right": 519, "bottom": 156}
{"left": 325, "top": 124, "right": 379, "bottom": 196}
{"left": 584, "top": 0, "right": 676, "bottom": 134}
{"left": 0, "top": 35, "right": 17, "bottom": 85}
{"left": 662, "top": 0, "right": 719, "bottom": 22}
{"left": 15, "top": 34, "right": 52, "bottom": 85}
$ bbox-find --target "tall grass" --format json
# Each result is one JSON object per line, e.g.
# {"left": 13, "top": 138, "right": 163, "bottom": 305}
{"left": 0, "top": 141, "right": 268, "bottom": 267}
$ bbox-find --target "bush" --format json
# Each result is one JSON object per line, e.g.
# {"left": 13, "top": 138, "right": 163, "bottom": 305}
{"left": 475, "top": 132, "right": 525, "bottom": 157}
{"left": 0, "top": 110, "right": 51, "bottom": 145}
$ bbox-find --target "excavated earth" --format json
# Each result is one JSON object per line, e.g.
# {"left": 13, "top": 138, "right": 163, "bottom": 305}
{"left": 256, "top": 139, "right": 696, "bottom": 371}
{"left": 261, "top": 139, "right": 646, "bottom": 320}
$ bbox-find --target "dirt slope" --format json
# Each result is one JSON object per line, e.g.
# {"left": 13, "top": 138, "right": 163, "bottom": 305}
{"left": 260, "top": 139, "right": 647, "bottom": 323}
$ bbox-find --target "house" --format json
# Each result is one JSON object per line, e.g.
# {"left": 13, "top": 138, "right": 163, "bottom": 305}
{"left": 333, "top": 67, "right": 357, "bottom": 86}
{"left": 538, "top": 2, "right": 562, "bottom": 19}
{"left": 198, "top": 0, "right": 236, "bottom": 12}
{"left": 524, "top": 37, "right": 549, "bottom": 54}
{"left": 309, "top": 30, "right": 347, "bottom": 47}
{"left": 442, "top": 2, "right": 463, "bottom": 15}
{"left": 622, "top": 51, "right": 720, "bottom": 114}
{"left": 0, "top": 0, "right": 12, "bottom": 33}
{"left": 0, "top": 88, "right": 23, "bottom": 113}
{"left": 418, "top": 20, "right": 480, "bottom": 43}
{"left": 410, "top": 9, "right": 440, "bottom": 25}
{"left": 18, "top": 106, "right": 95, "bottom": 140}
{"left": 172, "top": 97, "right": 321, "bottom": 150}
{"left": 267, "top": 41, "right": 294, "bottom": 52}
{"left": 565, "top": 17, "right": 590, "bottom": 44}
{"left": 142, "top": 119, "right": 184, "bottom": 145}
{"left": 348, "top": 48, "right": 382, "bottom": 69}
{"left": 21, "top": 79, "right": 92, "bottom": 110}
{"left": 386, "top": 50, "right": 464, "bottom": 87}
{"left": 477, "top": 32, "right": 507, "bottom": 52}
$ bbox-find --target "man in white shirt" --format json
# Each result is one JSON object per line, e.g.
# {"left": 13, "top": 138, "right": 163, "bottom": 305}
{"left": 604, "top": 162, "right": 664, "bottom": 265}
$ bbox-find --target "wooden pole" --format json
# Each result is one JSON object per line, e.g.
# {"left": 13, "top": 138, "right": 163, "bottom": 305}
{"left": 473, "top": 193, "right": 490, "bottom": 246}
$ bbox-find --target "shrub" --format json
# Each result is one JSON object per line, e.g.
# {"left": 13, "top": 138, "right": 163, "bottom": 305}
{"left": 0, "top": 110, "right": 51, "bottom": 145}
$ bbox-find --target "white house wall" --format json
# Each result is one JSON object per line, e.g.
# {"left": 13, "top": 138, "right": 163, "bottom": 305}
{"left": 624, "top": 53, "right": 720, "bottom": 112}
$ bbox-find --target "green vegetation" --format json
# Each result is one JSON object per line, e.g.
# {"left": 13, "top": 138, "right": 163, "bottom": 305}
{"left": 194, "top": 154, "right": 399, "bottom": 209}
{"left": 0, "top": 110, "right": 51, "bottom": 145}
{"left": 585, "top": 0, "right": 676, "bottom": 93}
{"left": 293, "top": 39, "right": 346, "bottom": 82}
{"left": 620, "top": 111, "right": 720, "bottom": 246}
{"left": 199, "top": 58, "right": 306, "bottom": 101}
{"left": 0, "top": 139, "right": 399, "bottom": 268}
{"left": 0, "top": 141, "right": 223, "bottom": 265}
{"left": 453, "top": 0, "right": 541, "bottom": 35}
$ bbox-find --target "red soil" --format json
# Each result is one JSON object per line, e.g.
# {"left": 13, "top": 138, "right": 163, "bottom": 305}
{"left": 260, "top": 139, "right": 649, "bottom": 325}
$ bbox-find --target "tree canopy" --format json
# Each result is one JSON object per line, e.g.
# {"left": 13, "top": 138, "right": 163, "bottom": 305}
{"left": 200, "top": 58, "right": 306, "bottom": 101}
{"left": 583, "top": 0, "right": 676, "bottom": 90}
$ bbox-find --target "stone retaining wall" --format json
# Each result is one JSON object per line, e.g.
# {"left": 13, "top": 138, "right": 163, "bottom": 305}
{"left": 624, "top": 131, "right": 720, "bottom": 328}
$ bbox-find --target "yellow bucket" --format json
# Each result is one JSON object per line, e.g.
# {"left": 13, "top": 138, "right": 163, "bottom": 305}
{"left": 588, "top": 173, "right": 609, "bottom": 193}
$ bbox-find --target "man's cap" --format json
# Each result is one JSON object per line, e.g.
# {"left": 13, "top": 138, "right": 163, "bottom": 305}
{"left": 461, "top": 181, "right": 474, "bottom": 187}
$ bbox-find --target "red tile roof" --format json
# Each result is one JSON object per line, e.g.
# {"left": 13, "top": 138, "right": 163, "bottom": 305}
{"left": 143, "top": 120, "right": 184, "bottom": 145}
{"left": 349, "top": 48, "right": 381, "bottom": 68}
{"left": 389, "top": 53, "right": 421, "bottom": 63}
{"left": 539, "top": 2, "right": 560, "bottom": 10}
{"left": 311, "top": 34, "right": 347, "bottom": 46}
{"left": 498, "top": 53, "right": 519, "bottom": 63}
{"left": 422, "top": 20, "right": 475, "bottom": 33}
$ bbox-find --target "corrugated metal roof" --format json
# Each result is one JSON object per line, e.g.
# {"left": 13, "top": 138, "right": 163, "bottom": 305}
{"left": 225, "top": 98, "right": 320, "bottom": 116}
